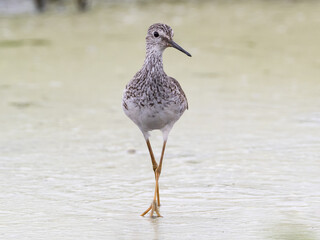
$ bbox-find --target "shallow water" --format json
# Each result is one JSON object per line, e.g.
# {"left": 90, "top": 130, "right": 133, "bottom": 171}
{"left": 1, "top": 1, "right": 320, "bottom": 239}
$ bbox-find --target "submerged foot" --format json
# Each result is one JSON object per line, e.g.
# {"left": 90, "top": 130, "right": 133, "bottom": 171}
{"left": 141, "top": 200, "right": 162, "bottom": 217}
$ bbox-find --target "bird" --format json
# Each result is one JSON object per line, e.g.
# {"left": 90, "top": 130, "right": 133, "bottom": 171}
{"left": 122, "top": 23, "right": 191, "bottom": 217}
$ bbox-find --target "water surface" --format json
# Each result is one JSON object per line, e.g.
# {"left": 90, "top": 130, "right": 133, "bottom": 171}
{"left": 1, "top": 1, "right": 320, "bottom": 239}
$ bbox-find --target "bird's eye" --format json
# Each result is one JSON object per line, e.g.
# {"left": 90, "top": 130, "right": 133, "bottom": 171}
{"left": 153, "top": 31, "right": 159, "bottom": 38}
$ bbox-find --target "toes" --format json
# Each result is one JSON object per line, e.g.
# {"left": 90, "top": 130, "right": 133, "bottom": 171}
{"left": 141, "top": 201, "right": 162, "bottom": 217}
{"left": 141, "top": 205, "right": 152, "bottom": 216}
{"left": 151, "top": 200, "right": 162, "bottom": 217}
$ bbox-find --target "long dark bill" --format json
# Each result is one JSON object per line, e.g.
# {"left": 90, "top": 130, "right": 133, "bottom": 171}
{"left": 168, "top": 40, "right": 192, "bottom": 57}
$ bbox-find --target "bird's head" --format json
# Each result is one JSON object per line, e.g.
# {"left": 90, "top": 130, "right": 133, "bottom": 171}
{"left": 146, "top": 23, "right": 191, "bottom": 57}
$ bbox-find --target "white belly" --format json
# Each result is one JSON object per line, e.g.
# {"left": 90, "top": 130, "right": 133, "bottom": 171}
{"left": 123, "top": 100, "right": 185, "bottom": 133}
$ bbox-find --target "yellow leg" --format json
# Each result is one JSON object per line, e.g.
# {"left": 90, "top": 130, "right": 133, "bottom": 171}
{"left": 141, "top": 174, "right": 161, "bottom": 217}
{"left": 141, "top": 141, "right": 167, "bottom": 217}
{"left": 156, "top": 140, "right": 166, "bottom": 206}
{"left": 146, "top": 139, "right": 160, "bottom": 205}
{"left": 146, "top": 139, "right": 158, "bottom": 172}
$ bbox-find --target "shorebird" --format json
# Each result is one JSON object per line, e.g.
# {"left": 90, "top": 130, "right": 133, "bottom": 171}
{"left": 122, "top": 23, "right": 191, "bottom": 217}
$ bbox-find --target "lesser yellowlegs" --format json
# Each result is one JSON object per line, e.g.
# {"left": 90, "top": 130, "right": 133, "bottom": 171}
{"left": 122, "top": 23, "right": 191, "bottom": 217}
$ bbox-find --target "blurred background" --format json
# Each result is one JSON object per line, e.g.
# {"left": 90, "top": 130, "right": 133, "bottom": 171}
{"left": 1, "top": 0, "right": 320, "bottom": 239}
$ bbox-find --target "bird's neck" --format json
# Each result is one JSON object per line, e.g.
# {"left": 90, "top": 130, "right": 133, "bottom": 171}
{"left": 141, "top": 47, "right": 165, "bottom": 80}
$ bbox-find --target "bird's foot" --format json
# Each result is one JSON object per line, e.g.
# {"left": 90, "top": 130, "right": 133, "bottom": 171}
{"left": 141, "top": 200, "right": 162, "bottom": 217}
